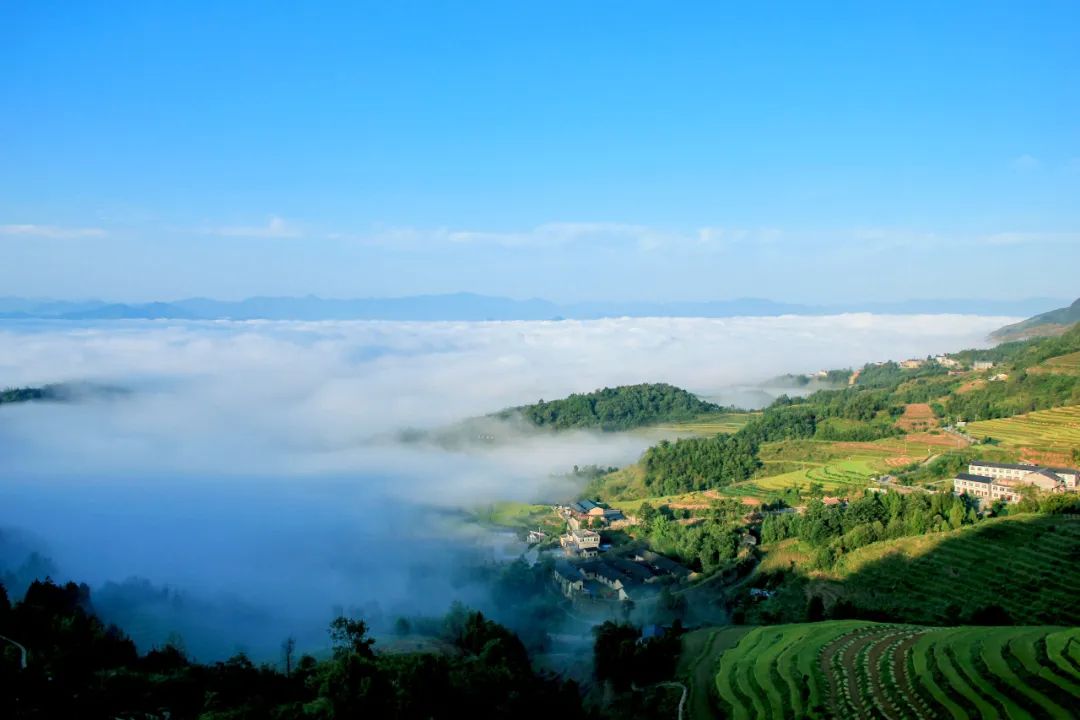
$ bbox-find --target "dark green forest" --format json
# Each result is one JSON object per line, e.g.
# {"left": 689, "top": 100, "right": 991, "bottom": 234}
{"left": 0, "top": 386, "right": 56, "bottom": 404}
{"left": 498, "top": 382, "right": 721, "bottom": 431}
{"left": 639, "top": 391, "right": 902, "bottom": 495}
{"left": 0, "top": 580, "right": 586, "bottom": 720}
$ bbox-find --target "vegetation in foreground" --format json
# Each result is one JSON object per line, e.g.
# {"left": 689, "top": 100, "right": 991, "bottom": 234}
{"left": 746, "top": 511, "right": 1080, "bottom": 628}
{"left": 0, "top": 579, "right": 586, "bottom": 720}
{"left": 712, "top": 620, "right": 1080, "bottom": 719}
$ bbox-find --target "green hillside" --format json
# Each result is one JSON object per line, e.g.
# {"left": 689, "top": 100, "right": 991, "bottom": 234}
{"left": 992, "top": 297, "right": 1080, "bottom": 342}
{"left": 712, "top": 621, "right": 1080, "bottom": 720}
{"left": 744, "top": 513, "right": 1080, "bottom": 628}
{"left": 818, "top": 513, "right": 1080, "bottom": 626}
{"left": 495, "top": 382, "right": 723, "bottom": 431}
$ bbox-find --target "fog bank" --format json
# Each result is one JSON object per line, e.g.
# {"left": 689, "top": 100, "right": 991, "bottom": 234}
{"left": 0, "top": 314, "right": 1011, "bottom": 658}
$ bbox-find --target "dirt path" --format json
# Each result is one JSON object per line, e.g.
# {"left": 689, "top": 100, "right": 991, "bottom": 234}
{"left": 0, "top": 634, "right": 28, "bottom": 669}
{"left": 658, "top": 681, "right": 688, "bottom": 720}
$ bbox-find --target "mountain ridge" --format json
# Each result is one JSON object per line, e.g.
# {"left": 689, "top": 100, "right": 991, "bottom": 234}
{"left": 0, "top": 294, "right": 1064, "bottom": 322}
{"left": 991, "top": 297, "right": 1080, "bottom": 342}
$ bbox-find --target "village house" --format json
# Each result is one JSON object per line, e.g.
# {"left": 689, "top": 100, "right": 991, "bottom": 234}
{"left": 552, "top": 561, "right": 584, "bottom": 598}
{"left": 580, "top": 561, "right": 633, "bottom": 601}
{"left": 606, "top": 556, "right": 659, "bottom": 584}
{"left": 935, "top": 355, "right": 961, "bottom": 369}
{"left": 633, "top": 549, "right": 692, "bottom": 581}
{"left": 954, "top": 461, "right": 1078, "bottom": 503}
{"left": 899, "top": 358, "right": 925, "bottom": 369}
{"left": 973, "top": 360, "right": 995, "bottom": 371}
{"left": 560, "top": 527, "right": 601, "bottom": 558}
{"left": 526, "top": 528, "right": 547, "bottom": 544}
{"left": 563, "top": 500, "right": 623, "bottom": 529}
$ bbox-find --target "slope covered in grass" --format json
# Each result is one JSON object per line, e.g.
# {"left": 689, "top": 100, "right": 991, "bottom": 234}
{"left": 714, "top": 621, "right": 1080, "bottom": 720}
{"left": 818, "top": 513, "right": 1080, "bottom": 626}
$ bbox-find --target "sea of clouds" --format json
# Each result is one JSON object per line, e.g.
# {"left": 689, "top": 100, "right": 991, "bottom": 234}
{"left": 0, "top": 314, "right": 1012, "bottom": 658}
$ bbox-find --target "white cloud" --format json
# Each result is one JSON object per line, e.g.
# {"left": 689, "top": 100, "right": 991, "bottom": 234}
{"left": 0, "top": 223, "right": 107, "bottom": 239}
{"left": 205, "top": 215, "right": 300, "bottom": 238}
{"left": 0, "top": 314, "right": 1014, "bottom": 658}
{"left": 343, "top": 221, "right": 779, "bottom": 252}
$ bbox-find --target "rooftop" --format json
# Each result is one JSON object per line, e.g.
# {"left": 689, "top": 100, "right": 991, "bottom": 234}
{"left": 970, "top": 461, "right": 1076, "bottom": 474}
{"left": 956, "top": 472, "right": 993, "bottom": 484}
{"left": 553, "top": 561, "right": 582, "bottom": 582}
{"left": 582, "top": 560, "right": 632, "bottom": 585}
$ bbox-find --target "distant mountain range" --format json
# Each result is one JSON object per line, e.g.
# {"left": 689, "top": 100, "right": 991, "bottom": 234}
{"left": 991, "top": 297, "right": 1080, "bottom": 342}
{"left": 0, "top": 293, "right": 1068, "bottom": 322}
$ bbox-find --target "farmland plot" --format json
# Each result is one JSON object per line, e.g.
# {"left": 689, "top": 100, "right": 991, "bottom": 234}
{"left": 714, "top": 621, "right": 1080, "bottom": 719}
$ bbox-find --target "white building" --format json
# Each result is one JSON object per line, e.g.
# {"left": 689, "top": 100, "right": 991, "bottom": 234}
{"left": 954, "top": 461, "right": 1078, "bottom": 504}
{"left": 968, "top": 461, "right": 1078, "bottom": 489}
{"left": 560, "top": 527, "right": 601, "bottom": 557}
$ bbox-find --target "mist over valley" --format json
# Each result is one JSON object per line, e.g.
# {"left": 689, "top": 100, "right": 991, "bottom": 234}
{"left": 0, "top": 314, "right": 1010, "bottom": 660}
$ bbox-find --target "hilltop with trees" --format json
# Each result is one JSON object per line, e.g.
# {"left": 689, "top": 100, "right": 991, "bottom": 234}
{"left": 495, "top": 382, "right": 723, "bottom": 431}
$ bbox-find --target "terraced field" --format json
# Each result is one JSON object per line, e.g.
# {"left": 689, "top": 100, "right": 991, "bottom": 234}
{"left": 732, "top": 459, "right": 879, "bottom": 495}
{"left": 824, "top": 514, "right": 1080, "bottom": 626}
{"left": 646, "top": 412, "right": 759, "bottom": 436}
{"left": 713, "top": 621, "right": 1080, "bottom": 719}
{"left": 966, "top": 405, "right": 1080, "bottom": 453}
{"left": 1032, "top": 350, "right": 1080, "bottom": 376}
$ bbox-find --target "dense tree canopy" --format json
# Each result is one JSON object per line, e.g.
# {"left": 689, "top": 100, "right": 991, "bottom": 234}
{"left": 0, "top": 580, "right": 585, "bottom": 720}
{"left": 500, "top": 383, "right": 721, "bottom": 431}
{"left": 760, "top": 490, "right": 980, "bottom": 568}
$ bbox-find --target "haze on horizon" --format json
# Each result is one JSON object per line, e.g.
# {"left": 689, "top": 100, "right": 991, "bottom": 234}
{"left": 2, "top": 2, "right": 1078, "bottom": 305}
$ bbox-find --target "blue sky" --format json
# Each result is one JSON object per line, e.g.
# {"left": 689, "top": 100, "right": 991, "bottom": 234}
{"left": 1, "top": 1, "right": 1077, "bottom": 303}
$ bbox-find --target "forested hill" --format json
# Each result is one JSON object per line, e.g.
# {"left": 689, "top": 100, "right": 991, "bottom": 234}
{"left": 0, "top": 385, "right": 62, "bottom": 405}
{"left": 0, "top": 383, "right": 127, "bottom": 406}
{"left": 497, "top": 383, "right": 722, "bottom": 431}
{"left": 991, "top": 296, "right": 1080, "bottom": 341}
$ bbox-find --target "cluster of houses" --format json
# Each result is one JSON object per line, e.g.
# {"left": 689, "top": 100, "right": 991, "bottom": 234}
{"left": 551, "top": 549, "right": 691, "bottom": 603}
{"left": 899, "top": 356, "right": 995, "bottom": 371}
{"left": 561, "top": 499, "right": 624, "bottom": 526}
{"left": 953, "top": 461, "right": 1079, "bottom": 504}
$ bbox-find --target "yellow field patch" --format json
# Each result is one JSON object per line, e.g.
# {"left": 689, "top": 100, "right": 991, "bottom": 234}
{"left": 966, "top": 404, "right": 1080, "bottom": 453}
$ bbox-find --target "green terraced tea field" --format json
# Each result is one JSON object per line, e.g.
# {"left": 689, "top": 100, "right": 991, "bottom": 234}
{"left": 646, "top": 412, "right": 759, "bottom": 436}
{"left": 732, "top": 458, "right": 880, "bottom": 495}
{"left": 966, "top": 405, "right": 1080, "bottom": 453}
{"left": 713, "top": 621, "right": 1080, "bottom": 719}
{"left": 1033, "top": 350, "right": 1080, "bottom": 376}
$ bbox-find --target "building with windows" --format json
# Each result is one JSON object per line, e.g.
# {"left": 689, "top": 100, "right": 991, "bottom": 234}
{"left": 954, "top": 461, "right": 1078, "bottom": 503}
{"left": 968, "top": 461, "right": 1078, "bottom": 489}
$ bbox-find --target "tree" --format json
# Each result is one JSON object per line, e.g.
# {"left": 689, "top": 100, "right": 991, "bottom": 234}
{"left": 281, "top": 636, "right": 296, "bottom": 676}
{"left": 593, "top": 622, "right": 640, "bottom": 689}
{"left": 329, "top": 616, "right": 375, "bottom": 658}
